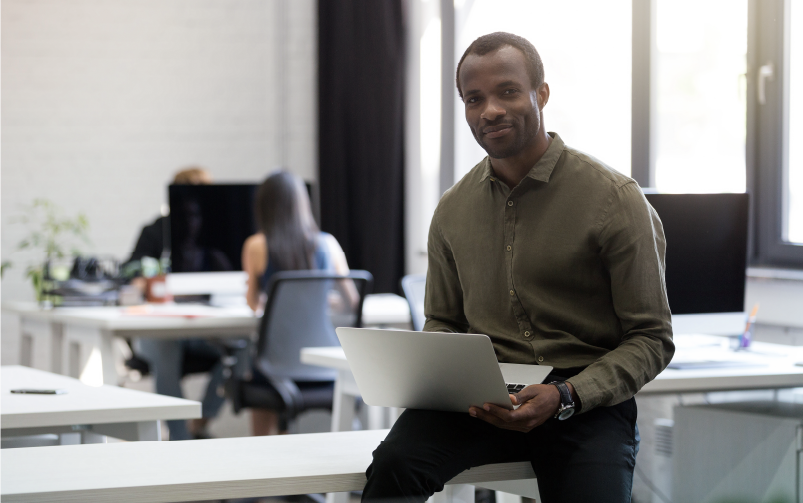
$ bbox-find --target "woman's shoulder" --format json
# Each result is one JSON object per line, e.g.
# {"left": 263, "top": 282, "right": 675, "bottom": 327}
{"left": 242, "top": 233, "right": 267, "bottom": 272}
{"left": 244, "top": 232, "right": 267, "bottom": 249}
{"left": 316, "top": 231, "right": 338, "bottom": 248}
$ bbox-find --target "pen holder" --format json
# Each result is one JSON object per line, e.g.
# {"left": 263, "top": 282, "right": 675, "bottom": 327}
{"left": 738, "top": 324, "right": 754, "bottom": 349}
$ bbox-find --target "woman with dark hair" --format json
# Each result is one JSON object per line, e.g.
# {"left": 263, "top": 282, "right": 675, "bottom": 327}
{"left": 241, "top": 170, "right": 352, "bottom": 434}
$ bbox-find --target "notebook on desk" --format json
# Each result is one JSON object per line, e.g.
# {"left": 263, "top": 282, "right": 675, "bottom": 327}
{"left": 335, "top": 327, "right": 553, "bottom": 413}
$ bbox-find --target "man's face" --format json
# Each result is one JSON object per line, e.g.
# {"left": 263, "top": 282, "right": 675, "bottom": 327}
{"left": 458, "top": 45, "right": 544, "bottom": 159}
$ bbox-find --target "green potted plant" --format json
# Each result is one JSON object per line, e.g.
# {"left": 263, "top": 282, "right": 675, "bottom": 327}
{"left": 1, "top": 199, "right": 90, "bottom": 305}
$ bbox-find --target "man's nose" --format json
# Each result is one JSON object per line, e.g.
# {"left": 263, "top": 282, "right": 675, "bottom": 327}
{"left": 480, "top": 99, "right": 505, "bottom": 121}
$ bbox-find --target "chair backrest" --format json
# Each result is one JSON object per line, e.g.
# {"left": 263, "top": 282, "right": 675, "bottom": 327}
{"left": 401, "top": 273, "right": 426, "bottom": 331}
{"left": 256, "top": 270, "right": 373, "bottom": 381}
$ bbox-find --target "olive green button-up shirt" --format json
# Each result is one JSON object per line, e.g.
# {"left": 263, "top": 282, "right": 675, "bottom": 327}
{"left": 424, "top": 133, "right": 674, "bottom": 412}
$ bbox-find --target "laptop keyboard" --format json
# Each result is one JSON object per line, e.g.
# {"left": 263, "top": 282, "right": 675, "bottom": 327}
{"left": 506, "top": 383, "right": 527, "bottom": 394}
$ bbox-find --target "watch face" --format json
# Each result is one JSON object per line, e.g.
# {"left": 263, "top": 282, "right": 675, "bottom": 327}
{"left": 558, "top": 407, "right": 575, "bottom": 420}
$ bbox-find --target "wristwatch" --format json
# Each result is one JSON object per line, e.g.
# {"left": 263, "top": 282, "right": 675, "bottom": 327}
{"left": 550, "top": 381, "right": 575, "bottom": 420}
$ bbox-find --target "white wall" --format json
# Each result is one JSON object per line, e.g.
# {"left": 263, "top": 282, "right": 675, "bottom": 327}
{"left": 1, "top": 0, "right": 317, "bottom": 302}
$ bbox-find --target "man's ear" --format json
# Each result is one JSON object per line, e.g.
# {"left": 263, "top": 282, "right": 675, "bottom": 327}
{"left": 537, "top": 82, "right": 550, "bottom": 109}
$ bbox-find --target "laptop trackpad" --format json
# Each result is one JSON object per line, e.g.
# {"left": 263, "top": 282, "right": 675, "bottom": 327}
{"left": 499, "top": 363, "right": 554, "bottom": 386}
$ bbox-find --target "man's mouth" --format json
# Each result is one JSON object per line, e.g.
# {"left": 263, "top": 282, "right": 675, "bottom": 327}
{"left": 483, "top": 124, "right": 513, "bottom": 139}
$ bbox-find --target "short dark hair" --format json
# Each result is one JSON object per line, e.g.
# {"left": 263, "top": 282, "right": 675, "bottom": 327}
{"left": 455, "top": 32, "right": 544, "bottom": 100}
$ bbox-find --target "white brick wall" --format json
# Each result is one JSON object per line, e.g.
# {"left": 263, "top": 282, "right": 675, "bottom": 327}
{"left": 1, "top": 0, "right": 317, "bottom": 304}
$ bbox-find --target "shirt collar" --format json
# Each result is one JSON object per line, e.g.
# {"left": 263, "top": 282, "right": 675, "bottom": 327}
{"left": 479, "top": 132, "right": 565, "bottom": 184}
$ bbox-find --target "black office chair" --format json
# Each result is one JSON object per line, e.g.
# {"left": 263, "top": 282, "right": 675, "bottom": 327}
{"left": 401, "top": 273, "right": 426, "bottom": 331}
{"left": 224, "top": 270, "right": 373, "bottom": 431}
{"left": 123, "top": 340, "right": 222, "bottom": 378}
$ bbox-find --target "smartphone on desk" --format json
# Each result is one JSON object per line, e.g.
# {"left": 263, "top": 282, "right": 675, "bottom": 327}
{"left": 10, "top": 389, "right": 67, "bottom": 395}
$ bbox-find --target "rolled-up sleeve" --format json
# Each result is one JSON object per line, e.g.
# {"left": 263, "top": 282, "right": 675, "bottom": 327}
{"left": 567, "top": 181, "right": 675, "bottom": 411}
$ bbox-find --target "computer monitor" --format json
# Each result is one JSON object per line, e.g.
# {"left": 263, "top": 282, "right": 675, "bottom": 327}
{"left": 168, "top": 181, "right": 315, "bottom": 275}
{"left": 643, "top": 192, "right": 749, "bottom": 335}
{"left": 168, "top": 184, "right": 257, "bottom": 273}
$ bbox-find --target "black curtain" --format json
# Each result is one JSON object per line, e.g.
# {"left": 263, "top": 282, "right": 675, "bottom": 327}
{"left": 318, "top": 0, "right": 405, "bottom": 294}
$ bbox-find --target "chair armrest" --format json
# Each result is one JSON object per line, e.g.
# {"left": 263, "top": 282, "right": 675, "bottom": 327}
{"left": 266, "top": 376, "right": 304, "bottom": 419}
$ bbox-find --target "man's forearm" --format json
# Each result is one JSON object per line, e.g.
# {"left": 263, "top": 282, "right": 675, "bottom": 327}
{"left": 423, "top": 317, "right": 466, "bottom": 333}
{"left": 566, "top": 331, "right": 674, "bottom": 413}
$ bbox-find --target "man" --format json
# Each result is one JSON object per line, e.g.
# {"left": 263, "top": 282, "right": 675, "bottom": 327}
{"left": 127, "top": 167, "right": 213, "bottom": 264}
{"left": 362, "top": 32, "right": 674, "bottom": 502}
{"left": 128, "top": 166, "right": 227, "bottom": 441}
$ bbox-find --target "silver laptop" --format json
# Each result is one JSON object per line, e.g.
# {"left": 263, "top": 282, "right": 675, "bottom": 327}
{"left": 335, "top": 327, "right": 553, "bottom": 413}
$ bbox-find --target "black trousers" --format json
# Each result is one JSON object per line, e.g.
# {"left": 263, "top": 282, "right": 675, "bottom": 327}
{"left": 362, "top": 398, "right": 639, "bottom": 503}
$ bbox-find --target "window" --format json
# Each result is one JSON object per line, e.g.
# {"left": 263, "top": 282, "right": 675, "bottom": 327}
{"left": 653, "top": 0, "right": 747, "bottom": 194}
{"left": 453, "top": 0, "right": 632, "bottom": 181}
{"left": 405, "top": 0, "right": 803, "bottom": 273}
{"left": 787, "top": 1, "right": 802, "bottom": 243}
{"left": 752, "top": 0, "right": 803, "bottom": 266}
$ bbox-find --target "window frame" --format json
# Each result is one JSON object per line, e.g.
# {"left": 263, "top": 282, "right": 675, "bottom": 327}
{"left": 749, "top": 0, "right": 803, "bottom": 267}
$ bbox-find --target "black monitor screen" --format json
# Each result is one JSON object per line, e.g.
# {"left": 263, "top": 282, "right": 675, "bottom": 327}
{"left": 644, "top": 193, "right": 748, "bottom": 315}
{"left": 169, "top": 184, "right": 257, "bottom": 273}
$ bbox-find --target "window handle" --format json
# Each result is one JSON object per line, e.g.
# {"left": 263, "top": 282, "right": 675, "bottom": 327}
{"left": 758, "top": 62, "right": 774, "bottom": 105}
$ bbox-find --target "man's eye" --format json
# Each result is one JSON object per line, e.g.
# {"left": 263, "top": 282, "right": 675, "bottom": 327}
{"left": 503, "top": 89, "right": 518, "bottom": 95}
{"left": 466, "top": 97, "right": 479, "bottom": 104}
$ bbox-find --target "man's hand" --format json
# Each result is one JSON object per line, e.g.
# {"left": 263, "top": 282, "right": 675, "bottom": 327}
{"left": 468, "top": 382, "right": 573, "bottom": 433}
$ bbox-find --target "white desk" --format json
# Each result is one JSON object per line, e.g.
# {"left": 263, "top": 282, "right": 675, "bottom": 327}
{"left": 640, "top": 334, "right": 803, "bottom": 394}
{"left": 1, "top": 365, "right": 200, "bottom": 443}
{"left": 360, "top": 293, "right": 413, "bottom": 327}
{"left": 4, "top": 302, "right": 258, "bottom": 385}
{"left": 1, "top": 428, "right": 536, "bottom": 503}
{"left": 301, "top": 334, "right": 803, "bottom": 433}
{"left": 3, "top": 294, "right": 411, "bottom": 385}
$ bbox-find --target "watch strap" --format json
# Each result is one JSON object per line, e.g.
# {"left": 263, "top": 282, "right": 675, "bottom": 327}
{"left": 550, "top": 380, "right": 572, "bottom": 406}
{"left": 550, "top": 380, "right": 576, "bottom": 421}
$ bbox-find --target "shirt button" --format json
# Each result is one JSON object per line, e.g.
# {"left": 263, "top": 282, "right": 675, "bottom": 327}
{"left": 524, "top": 331, "right": 530, "bottom": 337}
{"left": 506, "top": 245, "right": 512, "bottom": 251}
{"left": 509, "top": 290, "right": 515, "bottom": 296}
{"left": 507, "top": 200, "right": 514, "bottom": 207}
{"left": 538, "top": 356, "right": 544, "bottom": 363}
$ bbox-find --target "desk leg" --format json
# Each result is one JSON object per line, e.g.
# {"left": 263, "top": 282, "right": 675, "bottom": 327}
{"left": 19, "top": 317, "right": 63, "bottom": 374}
{"left": 59, "top": 433, "right": 81, "bottom": 445}
{"left": 99, "top": 329, "right": 118, "bottom": 385}
{"left": 62, "top": 325, "right": 118, "bottom": 385}
{"left": 94, "top": 421, "right": 161, "bottom": 441}
{"left": 475, "top": 480, "right": 540, "bottom": 501}
{"left": 330, "top": 369, "right": 359, "bottom": 432}
{"left": 19, "top": 318, "right": 36, "bottom": 368}
{"left": 328, "top": 369, "right": 362, "bottom": 503}
{"left": 80, "top": 430, "right": 106, "bottom": 444}
{"left": 367, "top": 405, "right": 385, "bottom": 430}
{"left": 429, "top": 484, "right": 475, "bottom": 503}
{"left": 326, "top": 492, "right": 350, "bottom": 503}
{"left": 50, "top": 322, "right": 64, "bottom": 374}
{"left": 494, "top": 492, "right": 523, "bottom": 503}
{"left": 137, "top": 420, "right": 161, "bottom": 441}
